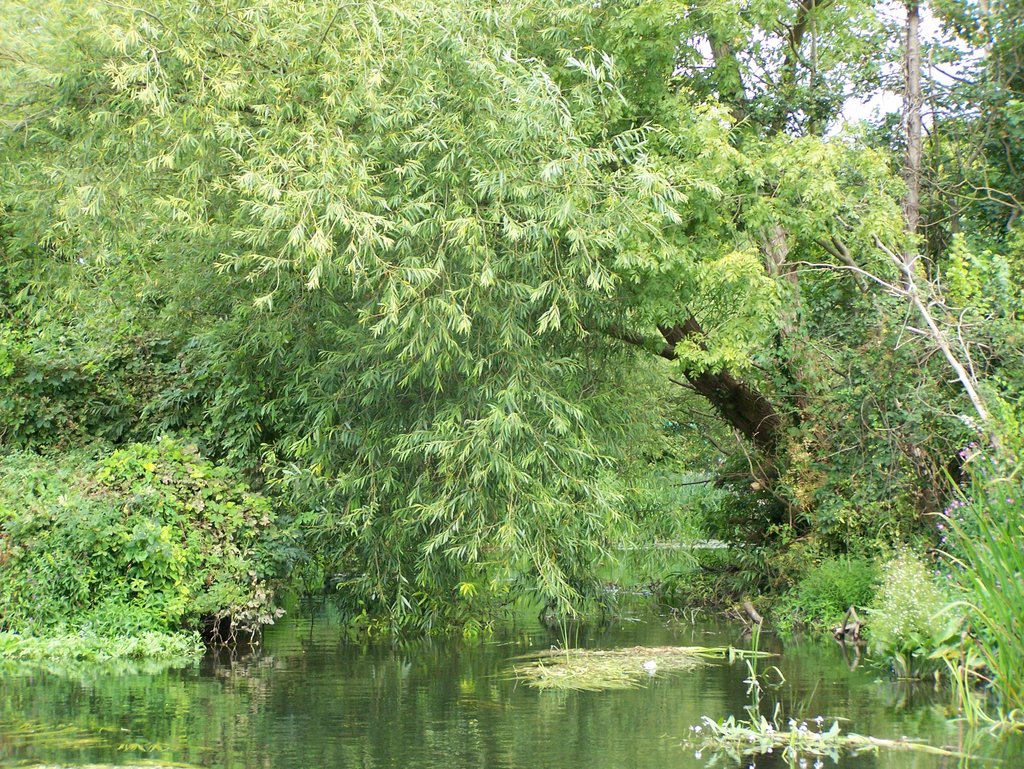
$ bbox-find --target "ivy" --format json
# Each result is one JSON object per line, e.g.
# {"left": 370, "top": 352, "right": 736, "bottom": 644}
{"left": 0, "top": 438, "right": 287, "bottom": 637}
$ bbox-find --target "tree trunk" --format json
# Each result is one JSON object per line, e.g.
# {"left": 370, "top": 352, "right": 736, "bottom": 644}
{"left": 656, "top": 319, "right": 784, "bottom": 456}
{"left": 902, "top": 0, "right": 923, "bottom": 279}
{"left": 605, "top": 318, "right": 785, "bottom": 457}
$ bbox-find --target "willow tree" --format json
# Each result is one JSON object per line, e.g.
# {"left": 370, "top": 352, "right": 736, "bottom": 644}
{"left": 2, "top": 0, "right": 940, "bottom": 621}
{"left": 1, "top": 0, "right": 720, "bottom": 624}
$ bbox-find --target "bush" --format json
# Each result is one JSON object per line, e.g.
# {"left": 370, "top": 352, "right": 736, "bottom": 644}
{"left": 0, "top": 264, "right": 200, "bottom": 451}
{"left": 867, "top": 552, "right": 955, "bottom": 678}
{"left": 772, "top": 555, "right": 879, "bottom": 634}
{"left": 0, "top": 438, "right": 287, "bottom": 646}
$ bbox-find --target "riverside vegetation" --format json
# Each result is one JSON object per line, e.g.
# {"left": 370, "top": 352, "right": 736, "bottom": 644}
{"left": 1, "top": 0, "right": 1023, "bottom": 727}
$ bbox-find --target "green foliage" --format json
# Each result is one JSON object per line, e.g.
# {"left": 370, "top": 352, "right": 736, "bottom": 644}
{"left": 607, "top": 461, "right": 711, "bottom": 590}
{"left": 0, "top": 0, "right": 1021, "bottom": 637}
{"left": 942, "top": 441, "right": 1024, "bottom": 713}
{"left": 0, "top": 253, "right": 209, "bottom": 450}
{"left": 943, "top": 234, "right": 1024, "bottom": 319}
{"left": 868, "top": 552, "right": 957, "bottom": 678}
{"left": 600, "top": 0, "right": 891, "bottom": 136}
{"left": 772, "top": 556, "right": 879, "bottom": 635}
{"left": 10, "top": 0, "right": 773, "bottom": 627}
{"left": 0, "top": 630, "right": 204, "bottom": 662}
{"left": 0, "top": 438, "right": 286, "bottom": 642}
{"left": 928, "top": 0, "right": 1024, "bottom": 240}
{"left": 777, "top": 325, "right": 974, "bottom": 547}
{"left": 1, "top": 0, "right": 689, "bottom": 626}
{"left": 0, "top": 320, "right": 183, "bottom": 449}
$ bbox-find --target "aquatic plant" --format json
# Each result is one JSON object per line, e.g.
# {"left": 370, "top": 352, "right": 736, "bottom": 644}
{"left": 867, "top": 551, "right": 955, "bottom": 678}
{"left": 688, "top": 619, "right": 966, "bottom": 764}
{"left": 0, "top": 630, "right": 204, "bottom": 663}
{"left": 685, "top": 713, "right": 966, "bottom": 763}
{"left": 0, "top": 718, "right": 105, "bottom": 751}
{"left": 941, "top": 443, "right": 1024, "bottom": 721}
{"left": 0, "top": 709, "right": 200, "bottom": 767}
{"left": 24, "top": 765, "right": 200, "bottom": 769}
{"left": 511, "top": 645, "right": 771, "bottom": 691}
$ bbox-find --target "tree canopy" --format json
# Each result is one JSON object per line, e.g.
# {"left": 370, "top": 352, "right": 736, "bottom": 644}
{"left": 2, "top": 0, "right": 1021, "bottom": 630}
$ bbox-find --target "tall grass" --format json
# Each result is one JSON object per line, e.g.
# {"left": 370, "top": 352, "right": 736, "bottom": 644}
{"left": 942, "top": 448, "right": 1024, "bottom": 718}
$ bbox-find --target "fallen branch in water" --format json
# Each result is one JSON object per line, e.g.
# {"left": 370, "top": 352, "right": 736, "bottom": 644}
{"left": 686, "top": 713, "right": 969, "bottom": 763}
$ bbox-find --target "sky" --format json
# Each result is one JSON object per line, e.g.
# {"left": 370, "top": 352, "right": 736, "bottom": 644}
{"left": 840, "top": 0, "right": 981, "bottom": 127}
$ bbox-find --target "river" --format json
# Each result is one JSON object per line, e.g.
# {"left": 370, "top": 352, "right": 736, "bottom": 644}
{"left": 1, "top": 609, "right": 1021, "bottom": 768}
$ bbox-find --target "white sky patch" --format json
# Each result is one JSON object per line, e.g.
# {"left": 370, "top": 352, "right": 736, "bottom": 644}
{"left": 840, "top": 0, "right": 982, "bottom": 127}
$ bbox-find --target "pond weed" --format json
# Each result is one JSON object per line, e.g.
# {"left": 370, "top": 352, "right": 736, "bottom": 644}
{"left": 511, "top": 644, "right": 771, "bottom": 691}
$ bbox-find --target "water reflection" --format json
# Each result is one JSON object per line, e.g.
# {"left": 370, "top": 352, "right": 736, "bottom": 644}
{"left": 0, "top": 612, "right": 1020, "bottom": 769}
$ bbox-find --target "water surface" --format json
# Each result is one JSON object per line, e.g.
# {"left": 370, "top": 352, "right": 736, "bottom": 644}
{"left": 1, "top": 610, "right": 1020, "bottom": 768}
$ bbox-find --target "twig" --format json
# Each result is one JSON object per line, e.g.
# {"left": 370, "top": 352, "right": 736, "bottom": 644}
{"left": 872, "top": 235, "right": 990, "bottom": 423}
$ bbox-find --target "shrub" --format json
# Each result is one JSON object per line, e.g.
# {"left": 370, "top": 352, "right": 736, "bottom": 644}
{"left": 0, "top": 310, "right": 196, "bottom": 450}
{"left": 0, "top": 438, "right": 287, "bottom": 644}
{"left": 772, "top": 555, "right": 879, "bottom": 634}
{"left": 867, "top": 552, "right": 955, "bottom": 678}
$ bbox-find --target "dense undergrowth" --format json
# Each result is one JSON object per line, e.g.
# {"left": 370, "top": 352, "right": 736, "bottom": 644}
{"left": 0, "top": 0, "right": 1021, "bottom": 723}
{"left": 0, "top": 438, "right": 288, "bottom": 656}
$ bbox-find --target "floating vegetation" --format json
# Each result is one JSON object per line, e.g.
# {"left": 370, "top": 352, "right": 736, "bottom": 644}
{"left": 0, "top": 719, "right": 198, "bottom": 764}
{"left": 685, "top": 714, "right": 968, "bottom": 764}
{"left": 0, "top": 719, "right": 105, "bottom": 751}
{"left": 26, "top": 765, "right": 200, "bottom": 769}
{"left": 512, "top": 645, "right": 772, "bottom": 691}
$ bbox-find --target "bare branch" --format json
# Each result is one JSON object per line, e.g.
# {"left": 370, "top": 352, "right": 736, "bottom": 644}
{"left": 813, "top": 237, "right": 868, "bottom": 291}
{"left": 793, "top": 260, "right": 903, "bottom": 294}
{"left": 873, "top": 235, "right": 991, "bottom": 424}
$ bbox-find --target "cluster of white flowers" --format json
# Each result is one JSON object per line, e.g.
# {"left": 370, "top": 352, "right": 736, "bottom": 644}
{"left": 870, "top": 553, "right": 948, "bottom": 651}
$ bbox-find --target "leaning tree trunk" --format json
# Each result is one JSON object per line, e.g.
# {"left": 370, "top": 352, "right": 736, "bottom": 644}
{"left": 605, "top": 319, "right": 785, "bottom": 458}
{"left": 656, "top": 319, "right": 785, "bottom": 458}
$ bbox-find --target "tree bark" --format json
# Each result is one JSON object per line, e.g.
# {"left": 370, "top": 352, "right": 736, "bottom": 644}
{"left": 660, "top": 319, "right": 784, "bottom": 454}
{"left": 604, "top": 319, "right": 785, "bottom": 455}
{"left": 902, "top": 0, "right": 923, "bottom": 279}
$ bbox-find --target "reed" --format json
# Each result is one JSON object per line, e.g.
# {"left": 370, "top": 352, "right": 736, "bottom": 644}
{"left": 941, "top": 450, "right": 1024, "bottom": 721}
